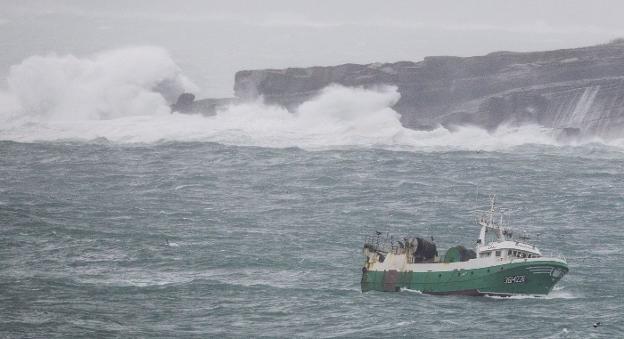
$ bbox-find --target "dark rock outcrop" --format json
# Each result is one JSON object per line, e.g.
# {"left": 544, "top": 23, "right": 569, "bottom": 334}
{"left": 171, "top": 94, "right": 235, "bottom": 115}
{"left": 171, "top": 93, "right": 196, "bottom": 111}
{"left": 230, "top": 40, "right": 624, "bottom": 139}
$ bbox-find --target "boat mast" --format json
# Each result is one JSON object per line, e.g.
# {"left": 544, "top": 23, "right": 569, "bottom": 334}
{"left": 477, "top": 194, "right": 503, "bottom": 247}
{"left": 488, "top": 194, "right": 495, "bottom": 226}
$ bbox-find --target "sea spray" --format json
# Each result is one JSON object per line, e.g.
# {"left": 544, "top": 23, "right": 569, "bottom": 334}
{"left": 1, "top": 47, "right": 623, "bottom": 151}
{"left": 1, "top": 46, "right": 195, "bottom": 121}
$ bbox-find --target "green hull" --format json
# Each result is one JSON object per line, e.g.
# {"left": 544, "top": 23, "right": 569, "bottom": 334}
{"left": 361, "top": 260, "right": 568, "bottom": 296}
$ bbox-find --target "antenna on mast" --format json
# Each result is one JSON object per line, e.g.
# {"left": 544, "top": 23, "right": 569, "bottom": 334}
{"left": 488, "top": 194, "right": 496, "bottom": 226}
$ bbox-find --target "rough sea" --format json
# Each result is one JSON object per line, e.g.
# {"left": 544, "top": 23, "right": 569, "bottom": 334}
{"left": 1, "top": 140, "right": 623, "bottom": 338}
{"left": 1, "top": 47, "right": 624, "bottom": 338}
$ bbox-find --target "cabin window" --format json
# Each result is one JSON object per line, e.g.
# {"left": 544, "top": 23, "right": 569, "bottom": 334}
{"left": 508, "top": 250, "right": 512, "bottom": 255}
{"left": 495, "top": 250, "right": 501, "bottom": 257}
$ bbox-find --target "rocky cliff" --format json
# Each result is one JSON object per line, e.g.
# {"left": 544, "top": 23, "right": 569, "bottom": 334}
{"left": 180, "top": 40, "right": 624, "bottom": 139}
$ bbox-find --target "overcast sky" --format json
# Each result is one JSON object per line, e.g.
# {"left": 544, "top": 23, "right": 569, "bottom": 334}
{"left": 2, "top": 0, "right": 624, "bottom": 97}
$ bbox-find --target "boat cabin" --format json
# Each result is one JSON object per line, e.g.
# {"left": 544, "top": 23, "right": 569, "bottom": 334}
{"left": 475, "top": 195, "right": 542, "bottom": 261}
{"left": 477, "top": 240, "right": 542, "bottom": 261}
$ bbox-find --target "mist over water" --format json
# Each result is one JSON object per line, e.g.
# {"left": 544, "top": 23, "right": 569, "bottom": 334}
{"left": 1, "top": 47, "right": 623, "bottom": 151}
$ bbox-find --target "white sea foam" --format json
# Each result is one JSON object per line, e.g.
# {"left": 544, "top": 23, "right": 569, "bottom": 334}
{"left": 80, "top": 273, "right": 195, "bottom": 287}
{"left": 400, "top": 288, "right": 424, "bottom": 294}
{"left": 166, "top": 241, "right": 180, "bottom": 247}
{"left": 485, "top": 286, "right": 580, "bottom": 300}
{"left": 0, "top": 46, "right": 195, "bottom": 121}
{"left": 1, "top": 47, "right": 623, "bottom": 151}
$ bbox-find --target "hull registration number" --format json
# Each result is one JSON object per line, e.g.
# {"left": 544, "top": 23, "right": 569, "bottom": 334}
{"left": 504, "top": 275, "right": 527, "bottom": 284}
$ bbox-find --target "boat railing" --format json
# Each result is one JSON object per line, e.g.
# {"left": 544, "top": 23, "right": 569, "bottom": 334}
{"left": 540, "top": 251, "right": 567, "bottom": 262}
{"left": 363, "top": 234, "right": 390, "bottom": 253}
{"left": 363, "top": 234, "right": 403, "bottom": 255}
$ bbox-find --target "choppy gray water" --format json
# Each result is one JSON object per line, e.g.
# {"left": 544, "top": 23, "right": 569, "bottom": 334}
{"left": 1, "top": 141, "right": 623, "bottom": 338}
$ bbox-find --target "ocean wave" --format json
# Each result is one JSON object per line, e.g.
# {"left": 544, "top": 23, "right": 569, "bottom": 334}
{"left": 2, "top": 47, "right": 624, "bottom": 152}
{"left": 0, "top": 46, "right": 194, "bottom": 122}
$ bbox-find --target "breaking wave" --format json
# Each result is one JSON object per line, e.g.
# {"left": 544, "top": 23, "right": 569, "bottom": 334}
{"left": 0, "top": 46, "right": 195, "bottom": 121}
{"left": 1, "top": 47, "right": 623, "bottom": 151}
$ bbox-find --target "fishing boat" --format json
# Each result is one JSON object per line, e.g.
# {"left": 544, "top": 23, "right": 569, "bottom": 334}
{"left": 361, "top": 196, "right": 568, "bottom": 296}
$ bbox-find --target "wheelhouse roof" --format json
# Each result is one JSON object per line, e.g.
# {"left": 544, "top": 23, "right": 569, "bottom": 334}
{"left": 477, "top": 240, "right": 542, "bottom": 255}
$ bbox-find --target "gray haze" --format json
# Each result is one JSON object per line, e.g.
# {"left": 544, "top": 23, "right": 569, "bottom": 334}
{"left": 2, "top": 0, "right": 624, "bottom": 97}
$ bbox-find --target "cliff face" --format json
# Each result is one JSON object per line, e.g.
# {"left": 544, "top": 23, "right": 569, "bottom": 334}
{"left": 231, "top": 41, "right": 624, "bottom": 138}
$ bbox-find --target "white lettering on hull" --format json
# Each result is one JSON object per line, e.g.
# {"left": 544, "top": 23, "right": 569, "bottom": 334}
{"left": 503, "top": 275, "right": 527, "bottom": 284}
